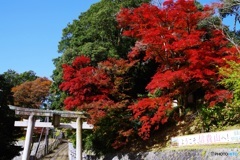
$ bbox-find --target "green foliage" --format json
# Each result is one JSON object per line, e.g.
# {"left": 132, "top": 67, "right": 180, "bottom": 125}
{"left": 82, "top": 130, "right": 94, "bottom": 151}
{"left": 2, "top": 70, "right": 38, "bottom": 87}
{"left": 220, "top": 60, "right": 240, "bottom": 107}
{"left": 198, "top": 59, "right": 240, "bottom": 132}
{"left": 148, "top": 88, "right": 162, "bottom": 98}
{"left": 200, "top": 104, "right": 240, "bottom": 132}
{"left": 0, "top": 75, "right": 23, "bottom": 159}
{"left": 87, "top": 108, "right": 134, "bottom": 156}
{"left": 194, "top": 0, "right": 204, "bottom": 10}
{"left": 50, "top": 57, "right": 65, "bottom": 110}
{"left": 57, "top": 0, "right": 147, "bottom": 64}
{"left": 69, "top": 131, "right": 77, "bottom": 148}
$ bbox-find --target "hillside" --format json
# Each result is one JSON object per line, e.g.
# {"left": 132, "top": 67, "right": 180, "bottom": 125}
{"left": 122, "top": 111, "right": 240, "bottom": 153}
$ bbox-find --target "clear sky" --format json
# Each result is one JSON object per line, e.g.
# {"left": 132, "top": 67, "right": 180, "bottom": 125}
{"left": 0, "top": 0, "right": 231, "bottom": 80}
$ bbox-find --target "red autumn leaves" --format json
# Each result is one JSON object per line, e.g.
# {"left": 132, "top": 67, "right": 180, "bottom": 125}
{"left": 60, "top": 0, "right": 238, "bottom": 142}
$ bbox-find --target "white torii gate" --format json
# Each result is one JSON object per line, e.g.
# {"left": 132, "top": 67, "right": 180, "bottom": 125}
{"left": 9, "top": 105, "right": 93, "bottom": 160}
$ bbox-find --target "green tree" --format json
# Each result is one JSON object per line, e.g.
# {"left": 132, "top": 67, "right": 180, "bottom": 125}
{"left": 2, "top": 69, "right": 38, "bottom": 87}
{"left": 51, "top": 0, "right": 150, "bottom": 110}
{"left": 0, "top": 75, "right": 22, "bottom": 160}
{"left": 220, "top": 0, "right": 240, "bottom": 33}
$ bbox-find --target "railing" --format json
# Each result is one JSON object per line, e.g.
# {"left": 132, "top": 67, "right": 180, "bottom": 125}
{"left": 33, "top": 138, "right": 62, "bottom": 159}
{"left": 13, "top": 138, "right": 62, "bottom": 160}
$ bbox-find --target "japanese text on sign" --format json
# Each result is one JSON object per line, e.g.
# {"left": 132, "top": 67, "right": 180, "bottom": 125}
{"left": 171, "top": 130, "right": 240, "bottom": 146}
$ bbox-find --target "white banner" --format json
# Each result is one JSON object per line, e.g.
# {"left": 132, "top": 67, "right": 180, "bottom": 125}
{"left": 171, "top": 130, "right": 240, "bottom": 146}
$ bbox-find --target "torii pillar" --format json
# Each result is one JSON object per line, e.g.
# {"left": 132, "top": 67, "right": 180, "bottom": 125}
{"left": 9, "top": 105, "right": 92, "bottom": 160}
{"left": 76, "top": 116, "right": 82, "bottom": 160}
{"left": 22, "top": 114, "right": 35, "bottom": 160}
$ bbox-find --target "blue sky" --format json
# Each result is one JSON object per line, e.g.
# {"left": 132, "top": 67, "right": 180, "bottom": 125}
{"left": 0, "top": 0, "right": 99, "bottom": 79}
{"left": 0, "top": 0, "right": 232, "bottom": 79}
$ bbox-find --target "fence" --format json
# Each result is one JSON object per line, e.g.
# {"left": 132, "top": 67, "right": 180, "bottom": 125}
{"left": 68, "top": 143, "right": 97, "bottom": 160}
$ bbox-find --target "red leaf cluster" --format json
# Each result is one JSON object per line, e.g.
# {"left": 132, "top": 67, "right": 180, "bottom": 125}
{"left": 60, "top": 56, "right": 113, "bottom": 113}
{"left": 129, "top": 96, "right": 171, "bottom": 139}
{"left": 99, "top": 58, "right": 137, "bottom": 101}
{"left": 60, "top": 56, "right": 136, "bottom": 126}
{"left": 205, "top": 89, "right": 233, "bottom": 107}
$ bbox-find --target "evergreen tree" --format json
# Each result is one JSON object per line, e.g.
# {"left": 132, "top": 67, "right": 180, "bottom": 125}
{"left": 0, "top": 75, "right": 22, "bottom": 160}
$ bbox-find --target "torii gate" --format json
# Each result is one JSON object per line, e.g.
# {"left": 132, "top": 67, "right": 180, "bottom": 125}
{"left": 9, "top": 105, "right": 93, "bottom": 160}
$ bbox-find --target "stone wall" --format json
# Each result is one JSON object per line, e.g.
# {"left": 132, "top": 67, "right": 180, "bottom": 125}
{"left": 102, "top": 148, "right": 240, "bottom": 160}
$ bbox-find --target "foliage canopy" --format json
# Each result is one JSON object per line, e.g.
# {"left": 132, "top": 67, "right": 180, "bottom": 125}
{"left": 56, "top": 0, "right": 239, "bottom": 153}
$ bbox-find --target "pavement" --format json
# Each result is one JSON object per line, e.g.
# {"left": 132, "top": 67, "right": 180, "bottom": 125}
{"left": 42, "top": 141, "right": 68, "bottom": 160}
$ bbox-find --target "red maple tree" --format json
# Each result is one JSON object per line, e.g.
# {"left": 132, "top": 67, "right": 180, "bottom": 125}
{"left": 117, "top": 0, "right": 237, "bottom": 139}
{"left": 60, "top": 56, "right": 142, "bottom": 148}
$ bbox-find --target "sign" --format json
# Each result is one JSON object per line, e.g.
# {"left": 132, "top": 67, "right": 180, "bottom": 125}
{"left": 171, "top": 129, "right": 240, "bottom": 146}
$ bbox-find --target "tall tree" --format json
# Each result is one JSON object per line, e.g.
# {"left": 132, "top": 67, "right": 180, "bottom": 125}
{"left": 51, "top": 0, "right": 151, "bottom": 110}
{"left": 12, "top": 78, "right": 52, "bottom": 108}
{"left": 0, "top": 75, "right": 22, "bottom": 159}
{"left": 117, "top": 0, "right": 237, "bottom": 139}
